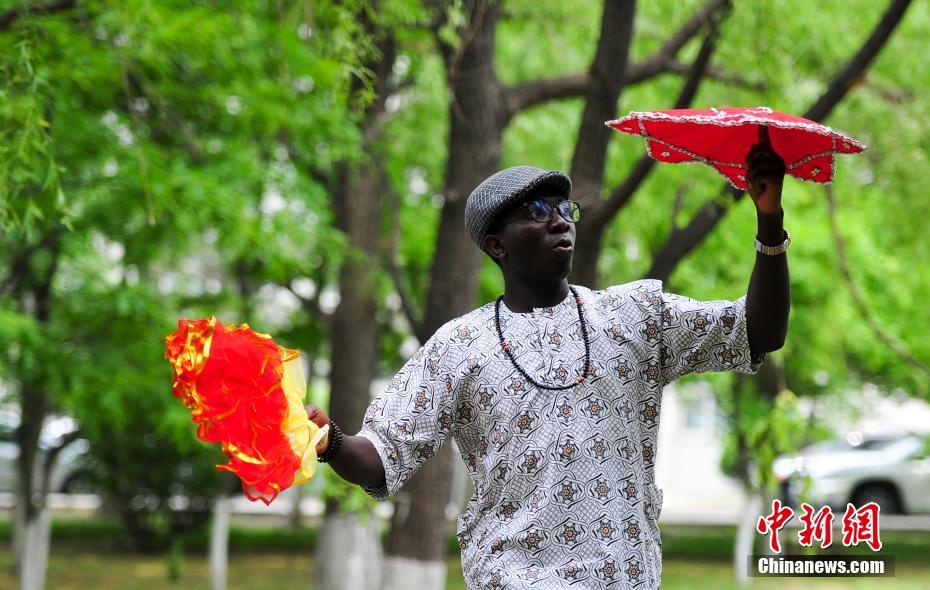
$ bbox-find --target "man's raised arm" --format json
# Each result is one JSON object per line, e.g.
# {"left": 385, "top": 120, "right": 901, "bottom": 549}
{"left": 745, "top": 130, "right": 791, "bottom": 356}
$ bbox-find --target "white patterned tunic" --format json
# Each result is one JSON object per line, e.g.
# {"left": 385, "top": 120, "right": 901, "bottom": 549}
{"left": 358, "top": 280, "right": 763, "bottom": 589}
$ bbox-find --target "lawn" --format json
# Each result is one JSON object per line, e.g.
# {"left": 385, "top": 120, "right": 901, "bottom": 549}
{"left": 2, "top": 550, "right": 928, "bottom": 589}
{"left": 2, "top": 520, "right": 926, "bottom": 588}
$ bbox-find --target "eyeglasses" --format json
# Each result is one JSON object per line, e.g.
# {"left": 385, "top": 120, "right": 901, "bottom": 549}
{"left": 519, "top": 199, "right": 582, "bottom": 224}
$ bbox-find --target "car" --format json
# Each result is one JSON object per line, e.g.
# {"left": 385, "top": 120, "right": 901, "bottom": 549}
{"left": 774, "top": 432, "right": 930, "bottom": 515}
{"left": 0, "top": 411, "right": 91, "bottom": 494}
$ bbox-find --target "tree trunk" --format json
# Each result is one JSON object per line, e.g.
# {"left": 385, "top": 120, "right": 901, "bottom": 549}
{"left": 14, "top": 252, "right": 56, "bottom": 590}
{"left": 313, "top": 10, "right": 397, "bottom": 589}
{"left": 209, "top": 495, "right": 231, "bottom": 590}
{"left": 567, "top": 0, "right": 637, "bottom": 287}
{"left": 13, "top": 388, "right": 47, "bottom": 571}
{"left": 17, "top": 506, "right": 51, "bottom": 590}
{"left": 381, "top": 445, "right": 456, "bottom": 590}
{"left": 734, "top": 492, "right": 761, "bottom": 586}
{"left": 730, "top": 359, "right": 782, "bottom": 585}
{"left": 316, "top": 55, "right": 396, "bottom": 590}
{"left": 315, "top": 160, "right": 389, "bottom": 590}
{"left": 314, "top": 161, "right": 390, "bottom": 590}
{"left": 568, "top": 0, "right": 637, "bottom": 213}
{"left": 314, "top": 511, "right": 383, "bottom": 589}
{"left": 571, "top": 0, "right": 728, "bottom": 287}
{"left": 328, "top": 163, "right": 387, "bottom": 429}
{"left": 380, "top": 2, "right": 504, "bottom": 588}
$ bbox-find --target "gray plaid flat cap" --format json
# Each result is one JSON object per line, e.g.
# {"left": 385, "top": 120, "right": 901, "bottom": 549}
{"left": 465, "top": 165, "right": 572, "bottom": 249}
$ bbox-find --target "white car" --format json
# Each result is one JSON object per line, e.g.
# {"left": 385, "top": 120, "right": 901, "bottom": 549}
{"left": 774, "top": 433, "right": 930, "bottom": 515}
{"left": 0, "top": 411, "right": 90, "bottom": 494}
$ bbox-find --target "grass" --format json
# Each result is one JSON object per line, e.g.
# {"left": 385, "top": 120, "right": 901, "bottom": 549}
{"left": 1, "top": 519, "right": 927, "bottom": 588}
{"left": 3, "top": 549, "right": 928, "bottom": 589}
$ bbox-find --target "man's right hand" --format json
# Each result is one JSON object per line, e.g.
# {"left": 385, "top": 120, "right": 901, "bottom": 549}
{"left": 306, "top": 405, "right": 331, "bottom": 454}
{"left": 303, "top": 404, "right": 386, "bottom": 490}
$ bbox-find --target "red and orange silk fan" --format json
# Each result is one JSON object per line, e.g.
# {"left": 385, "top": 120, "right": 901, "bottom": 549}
{"left": 166, "top": 317, "right": 326, "bottom": 504}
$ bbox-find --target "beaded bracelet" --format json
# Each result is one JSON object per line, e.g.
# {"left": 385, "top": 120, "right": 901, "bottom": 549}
{"left": 316, "top": 420, "right": 343, "bottom": 463}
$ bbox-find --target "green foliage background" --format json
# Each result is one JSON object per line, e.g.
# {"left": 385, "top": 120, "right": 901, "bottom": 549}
{"left": 1, "top": 0, "right": 928, "bottom": 539}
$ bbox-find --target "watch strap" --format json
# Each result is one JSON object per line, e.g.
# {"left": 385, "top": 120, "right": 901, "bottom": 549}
{"left": 755, "top": 230, "right": 790, "bottom": 256}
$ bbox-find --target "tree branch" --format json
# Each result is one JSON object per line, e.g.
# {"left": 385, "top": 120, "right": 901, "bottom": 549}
{"left": 621, "top": 0, "right": 728, "bottom": 85}
{"left": 425, "top": 0, "right": 457, "bottom": 72}
{"left": 279, "top": 132, "right": 334, "bottom": 193}
{"left": 502, "top": 0, "right": 730, "bottom": 119}
{"left": 40, "top": 429, "right": 83, "bottom": 497}
{"left": 383, "top": 179, "right": 425, "bottom": 342}
{"left": 1, "top": 225, "right": 65, "bottom": 300}
{"left": 650, "top": 0, "right": 729, "bottom": 62}
{"left": 0, "top": 0, "right": 75, "bottom": 32}
{"left": 285, "top": 277, "right": 325, "bottom": 323}
{"left": 1, "top": 243, "right": 44, "bottom": 299}
{"left": 502, "top": 73, "right": 589, "bottom": 117}
{"left": 644, "top": 0, "right": 912, "bottom": 282}
{"left": 664, "top": 60, "right": 764, "bottom": 92}
{"left": 385, "top": 257, "right": 426, "bottom": 343}
{"left": 644, "top": 187, "right": 735, "bottom": 282}
{"left": 472, "top": 59, "right": 761, "bottom": 122}
{"left": 804, "top": 0, "right": 912, "bottom": 122}
{"left": 592, "top": 8, "right": 725, "bottom": 230}
{"left": 825, "top": 185, "right": 930, "bottom": 378}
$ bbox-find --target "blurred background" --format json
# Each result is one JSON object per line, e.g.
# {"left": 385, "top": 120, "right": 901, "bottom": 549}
{"left": 1, "top": 0, "right": 928, "bottom": 588}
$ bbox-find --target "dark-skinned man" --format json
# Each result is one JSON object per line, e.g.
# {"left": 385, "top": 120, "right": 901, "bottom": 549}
{"left": 308, "top": 139, "right": 790, "bottom": 589}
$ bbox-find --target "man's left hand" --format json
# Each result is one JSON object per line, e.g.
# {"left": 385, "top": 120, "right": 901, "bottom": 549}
{"left": 746, "top": 127, "right": 786, "bottom": 214}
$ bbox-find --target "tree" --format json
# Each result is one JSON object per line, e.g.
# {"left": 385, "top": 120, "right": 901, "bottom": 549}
{"left": 1, "top": 2, "right": 352, "bottom": 588}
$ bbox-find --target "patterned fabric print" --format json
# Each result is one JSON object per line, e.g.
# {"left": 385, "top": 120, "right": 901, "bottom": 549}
{"left": 358, "top": 280, "right": 763, "bottom": 589}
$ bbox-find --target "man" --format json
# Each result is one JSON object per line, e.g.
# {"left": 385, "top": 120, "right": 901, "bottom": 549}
{"left": 309, "top": 140, "right": 790, "bottom": 588}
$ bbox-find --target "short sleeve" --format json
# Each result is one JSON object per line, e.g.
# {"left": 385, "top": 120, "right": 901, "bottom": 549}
{"left": 355, "top": 329, "right": 463, "bottom": 499}
{"left": 657, "top": 286, "right": 765, "bottom": 384}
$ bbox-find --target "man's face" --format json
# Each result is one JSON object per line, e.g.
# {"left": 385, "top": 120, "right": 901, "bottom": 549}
{"left": 485, "top": 195, "right": 578, "bottom": 280}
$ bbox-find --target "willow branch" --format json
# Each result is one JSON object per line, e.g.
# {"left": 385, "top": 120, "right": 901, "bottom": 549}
{"left": 0, "top": 0, "right": 75, "bottom": 32}
{"left": 502, "top": 0, "right": 729, "bottom": 118}
{"left": 593, "top": 9, "right": 725, "bottom": 229}
{"left": 40, "top": 430, "right": 83, "bottom": 497}
{"left": 804, "top": 0, "right": 913, "bottom": 122}
{"left": 665, "top": 60, "right": 764, "bottom": 92}
{"left": 383, "top": 182, "right": 425, "bottom": 342}
{"left": 825, "top": 185, "right": 930, "bottom": 377}
{"left": 644, "top": 0, "right": 912, "bottom": 282}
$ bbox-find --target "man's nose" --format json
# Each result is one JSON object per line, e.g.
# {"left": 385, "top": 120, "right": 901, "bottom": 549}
{"left": 548, "top": 209, "right": 571, "bottom": 232}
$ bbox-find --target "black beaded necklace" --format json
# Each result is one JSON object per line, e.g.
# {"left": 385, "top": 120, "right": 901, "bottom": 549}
{"left": 494, "top": 285, "right": 592, "bottom": 391}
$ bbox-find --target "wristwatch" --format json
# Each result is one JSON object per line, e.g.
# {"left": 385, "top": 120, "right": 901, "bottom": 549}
{"left": 755, "top": 230, "right": 790, "bottom": 256}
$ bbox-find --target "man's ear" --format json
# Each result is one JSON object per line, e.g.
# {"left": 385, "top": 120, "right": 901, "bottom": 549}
{"left": 483, "top": 233, "right": 506, "bottom": 263}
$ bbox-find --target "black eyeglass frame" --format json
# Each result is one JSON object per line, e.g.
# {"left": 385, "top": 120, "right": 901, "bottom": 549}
{"left": 511, "top": 198, "right": 582, "bottom": 225}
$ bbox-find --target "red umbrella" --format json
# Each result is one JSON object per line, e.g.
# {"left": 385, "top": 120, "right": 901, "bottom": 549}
{"left": 606, "top": 107, "right": 865, "bottom": 190}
